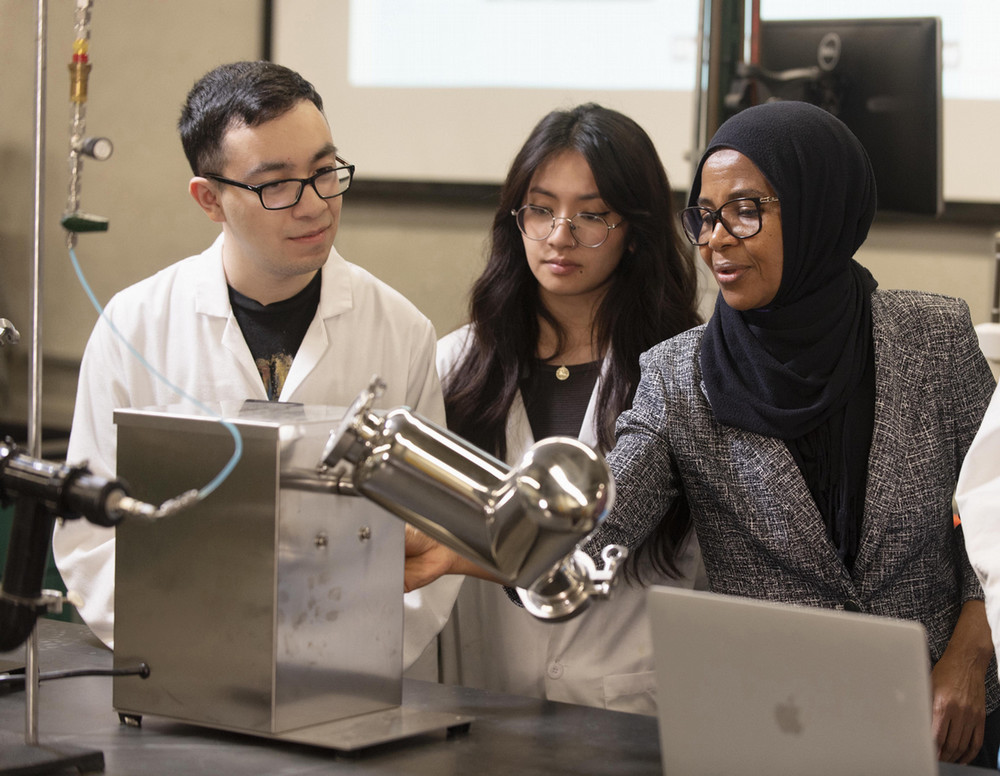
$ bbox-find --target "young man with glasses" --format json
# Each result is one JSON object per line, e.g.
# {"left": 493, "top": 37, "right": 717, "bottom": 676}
{"left": 53, "top": 61, "right": 445, "bottom": 653}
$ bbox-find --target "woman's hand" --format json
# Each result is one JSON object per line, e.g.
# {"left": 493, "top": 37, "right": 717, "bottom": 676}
{"left": 404, "top": 524, "right": 460, "bottom": 591}
{"left": 404, "top": 524, "right": 507, "bottom": 591}
{"left": 931, "top": 600, "right": 993, "bottom": 763}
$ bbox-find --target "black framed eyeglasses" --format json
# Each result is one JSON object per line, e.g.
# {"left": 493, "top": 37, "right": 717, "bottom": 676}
{"left": 679, "top": 196, "right": 779, "bottom": 246}
{"left": 203, "top": 156, "right": 355, "bottom": 210}
{"left": 511, "top": 204, "right": 622, "bottom": 248}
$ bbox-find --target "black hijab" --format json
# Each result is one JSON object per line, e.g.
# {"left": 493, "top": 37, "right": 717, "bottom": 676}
{"left": 694, "top": 101, "right": 879, "bottom": 568}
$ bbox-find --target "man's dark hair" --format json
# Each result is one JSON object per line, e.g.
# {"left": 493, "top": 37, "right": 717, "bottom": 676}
{"left": 179, "top": 61, "right": 324, "bottom": 176}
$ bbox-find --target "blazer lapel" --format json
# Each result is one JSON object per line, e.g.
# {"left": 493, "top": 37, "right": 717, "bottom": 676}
{"left": 850, "top": 295, "right": 914, "bottom": 583}
{"left": 699, "top": 381, "right": 855, "bottom": 591}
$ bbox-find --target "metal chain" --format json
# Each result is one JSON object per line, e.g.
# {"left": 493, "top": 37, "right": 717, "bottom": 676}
{"left": 65, "top": 0, "right": 95, "bottom": 244}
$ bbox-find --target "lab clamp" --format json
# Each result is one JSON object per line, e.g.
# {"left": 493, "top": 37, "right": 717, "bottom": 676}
{"left": 111, "top": 378, "right": 626, "bottom": 751}
{"left": 0, "top": 313, "right": 194, "bottom": 653}
{"left": 0, "top": 436, "right": 172, "bottom": 653}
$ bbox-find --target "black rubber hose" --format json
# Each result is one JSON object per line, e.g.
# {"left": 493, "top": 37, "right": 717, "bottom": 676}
{"left": 0, "top": 495, "right": 54, "bottom": 652}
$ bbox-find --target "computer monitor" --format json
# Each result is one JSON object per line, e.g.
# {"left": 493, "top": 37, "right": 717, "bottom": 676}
{"left": 753, "top": 17, "right": 942, "bottom": 216}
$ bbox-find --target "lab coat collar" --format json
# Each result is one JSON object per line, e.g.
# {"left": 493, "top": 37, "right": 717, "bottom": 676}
{"left": 316, "top": 247, "right": 355, "bottom": 320}
{"left": 189, "top": 233, "right": 358, "bottom": 398}
{"left": 193, "top": 234, "right": 233, "bottom": 318}
{"left": 192, "top": 233, "right": 355, "bottom": 321}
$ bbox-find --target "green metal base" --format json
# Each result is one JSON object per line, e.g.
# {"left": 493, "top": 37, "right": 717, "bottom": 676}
{"left": 60, "top": 213, "right": 109, "bottom": 233}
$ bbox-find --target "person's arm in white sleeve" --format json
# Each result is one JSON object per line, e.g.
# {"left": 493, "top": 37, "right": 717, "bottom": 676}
{"left": 957, "top": 384, "right": 1000, "bottom": 674}
{"left": 401, "top": 318, "right": 463, "bottom": 672}
{"left": 404, "top": 316, "right": 446, "bottom": 426}
{"left": 52, "top": 311, "right": 130, "bottom": 648}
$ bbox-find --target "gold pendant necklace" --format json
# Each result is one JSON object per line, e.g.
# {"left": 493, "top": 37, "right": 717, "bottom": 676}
{"left": 555, "top": 365, "right": 570, "bottom": 381}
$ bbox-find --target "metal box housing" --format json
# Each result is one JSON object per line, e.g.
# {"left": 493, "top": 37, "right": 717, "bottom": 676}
{"left": 111, "top": 402, "right": 404, "bottom": 736}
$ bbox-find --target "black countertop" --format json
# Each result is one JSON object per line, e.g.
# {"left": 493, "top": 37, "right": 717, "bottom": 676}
{"left": 1, "top": 619, "right": 994, "bottom": 776}
{"left": 0, "top": 620, "right": 659, "bottom": 775}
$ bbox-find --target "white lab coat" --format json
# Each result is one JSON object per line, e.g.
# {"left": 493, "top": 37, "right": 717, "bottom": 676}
{"left": 957, "top": 383, "right": 1000, "bottom": 675}
{"left": 53, "top": 234, "right": 446, "bottom": 649}
{"left": 425, "top": 324, "right": 706, "bottom": 714}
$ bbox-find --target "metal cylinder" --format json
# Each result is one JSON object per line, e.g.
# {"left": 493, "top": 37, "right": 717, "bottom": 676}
{"left": 67, "top": 59, "right": 91, "bottom": 104}
{"left": 328, "top": 398, "right": 613, "bottom": 589}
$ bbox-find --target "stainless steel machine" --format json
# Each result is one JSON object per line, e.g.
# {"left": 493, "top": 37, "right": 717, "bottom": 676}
{"left": 111, "top": 380, "right": 625, "bottom": 751}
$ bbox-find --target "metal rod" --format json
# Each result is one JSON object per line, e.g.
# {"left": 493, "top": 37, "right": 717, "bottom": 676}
{"left": 25, "top": 629, "right": 40, "bottom": 745}
{"left": 30, "top": 3, "right": 46, "bottom": 462}
{"left": 25, "top": 0, "right": 48, "bottom": 747}
{"left": 691, "top": 0, "right": 708, "bottom": 184}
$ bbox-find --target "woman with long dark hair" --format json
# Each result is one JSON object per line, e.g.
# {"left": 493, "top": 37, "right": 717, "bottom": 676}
{"left": 424, "top": 103, "right": 704, "bottom": 712}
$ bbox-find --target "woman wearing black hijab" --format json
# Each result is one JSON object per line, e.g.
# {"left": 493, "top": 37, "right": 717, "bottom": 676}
{"left": 404, "top": 101, "right": 999, "bottom": 766}
{"left": 593, "top": 101, "right": 999, "bottom": 766}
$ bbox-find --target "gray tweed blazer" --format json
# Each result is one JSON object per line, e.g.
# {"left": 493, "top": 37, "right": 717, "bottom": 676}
{"left": 594, "top": 289, "right": 999, "bottom": 709}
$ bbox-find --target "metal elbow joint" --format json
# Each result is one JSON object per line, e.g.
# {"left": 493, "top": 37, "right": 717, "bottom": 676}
{"left": 319, "top": 377, "right": 627, "bottom": 620}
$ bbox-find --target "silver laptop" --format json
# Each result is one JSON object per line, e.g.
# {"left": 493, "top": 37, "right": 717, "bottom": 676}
{"left": 648, "top": 586, "right": 937, "bottom": 776}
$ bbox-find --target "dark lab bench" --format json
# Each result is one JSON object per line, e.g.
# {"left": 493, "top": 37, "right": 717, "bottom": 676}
{"left": 0, "top": 620, "right": 993, "bottom": 776}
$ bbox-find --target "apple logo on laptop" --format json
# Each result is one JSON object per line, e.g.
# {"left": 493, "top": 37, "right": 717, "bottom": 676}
{"left": 774, "top": 696, "right": 804, "bottom": 734}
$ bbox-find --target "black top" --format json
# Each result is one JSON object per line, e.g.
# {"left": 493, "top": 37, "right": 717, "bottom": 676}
{"left": 521, "top": 360, "right": 601, "bottom": 441}
{"left": 228, "top": 272, "right": 321, "bottom": 400}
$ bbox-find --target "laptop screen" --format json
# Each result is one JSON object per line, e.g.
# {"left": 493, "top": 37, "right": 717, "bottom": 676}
{"left": 647, "top": 586, "right": 936, "bottom": 776}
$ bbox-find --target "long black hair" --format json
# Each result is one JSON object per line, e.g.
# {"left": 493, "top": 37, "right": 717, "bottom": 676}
{"left": 443, "top": 103, "right": 701, "bottom": 464}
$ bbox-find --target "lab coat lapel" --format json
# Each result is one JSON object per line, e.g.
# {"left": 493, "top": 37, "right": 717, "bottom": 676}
{"left": 195, "top": 234, "right": 266, "bottom": 394}
{"left": 279, "top": 250, "right": 353, "bottom": 400}
{"left": 576, "top": 357, "right": 607, "bottom": 450}
{"left": 219, "top": 315, "right": 264, "bottom": 391}
{"left": 507, "top": 393, "right": 535, "bottom": 460}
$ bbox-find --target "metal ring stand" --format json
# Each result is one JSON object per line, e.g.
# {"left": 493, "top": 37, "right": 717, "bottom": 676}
{"left": 0, "top": 1, "right": 105, "bottom": 772}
